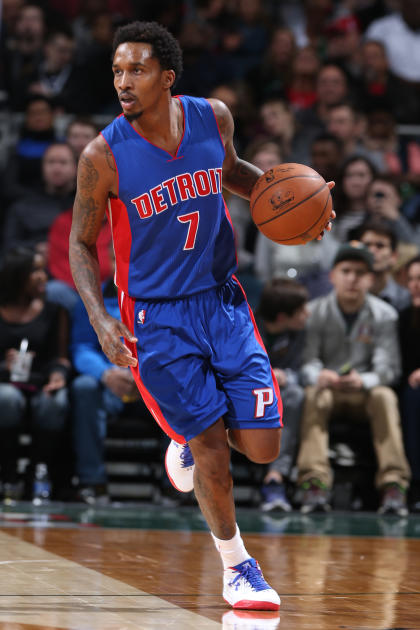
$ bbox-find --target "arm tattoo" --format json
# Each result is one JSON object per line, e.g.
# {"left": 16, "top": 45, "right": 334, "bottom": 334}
{"left": 78, "top": 154, "right": 99, "bottom": 193}
{"left": 224, "top": 158, "right": 261, "bottom": 199}
{"left": 70, "top": 153, "right": 107, "bottom": 324}
{"left": 103, "top": 142, "right": 116, "bottom": 173}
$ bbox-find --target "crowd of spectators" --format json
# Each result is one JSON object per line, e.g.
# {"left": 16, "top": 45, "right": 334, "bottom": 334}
{"left": 0, "top": 0, "right": 420, "bottom": 513}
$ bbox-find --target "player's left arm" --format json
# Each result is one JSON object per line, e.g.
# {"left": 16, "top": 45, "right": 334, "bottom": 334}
{"left": 209, "top": 98, "right": 335, "bottom": 237}
{"left": 209, "top": 98, "right": 262, "bottom": 200}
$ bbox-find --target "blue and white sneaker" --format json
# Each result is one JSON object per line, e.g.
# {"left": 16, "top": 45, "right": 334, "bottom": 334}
{"left": 164, "top": 440, "right": 194, "bottom": 493}
{"left": 260, "top": 481, "right": 292, "bottom": 512}
{"left": 223, "top": 558, "right": 280, "bottom": 610}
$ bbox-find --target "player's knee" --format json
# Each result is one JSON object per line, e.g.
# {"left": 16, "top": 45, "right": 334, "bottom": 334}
{"left": 245, "top": 432, "right": 281, "bottom": 464}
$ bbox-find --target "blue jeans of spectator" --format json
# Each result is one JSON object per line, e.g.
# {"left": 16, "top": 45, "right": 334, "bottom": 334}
{"left": 71, "top": 374, "right": 126, "bottom": 485}
{"left": 0, "top": 383, "right": 69, "bottom": 480}
{"left": 401, "top": 384, "right": 420, "bottom": 482}
{"left": 267, "top": 382, "right": 304, "bottom": 478}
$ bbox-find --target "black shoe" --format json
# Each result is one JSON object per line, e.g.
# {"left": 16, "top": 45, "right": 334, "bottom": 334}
{"left": 299, "top": 478, "right": 331, "bottom": 514}
{"left": 378, "top": 483, "right": 408, "bottom": 517}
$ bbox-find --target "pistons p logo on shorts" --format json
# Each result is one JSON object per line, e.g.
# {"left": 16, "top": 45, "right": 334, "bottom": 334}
{"left": 253, "top": 387, "right": 274, "bottom": 418}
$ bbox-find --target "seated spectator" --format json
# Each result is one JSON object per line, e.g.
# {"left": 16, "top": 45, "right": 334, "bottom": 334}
{"left": 65, "top": 117, "right": 98, "bottom": 161}
{"left": 309, "top": 132, "right": 343, "bottom": 184}
{"left": 3, "top": 4, "right": 46, "bottom": 110}
{"left": 246, "top": 26, "right": 296, "bottom": 106}
{"left": 333, "top": 155, "right": 376, "bottom": 242}
{"left": 47, "top": 209, "right": 112, "bottom": 314}
{"left": 326, "top": 103, "right": 383, "bottom": 168}
{"left": 365, "top": 0, "right": 420, "bottom": 83}
{"left": 285, "top": 45, "right": 320, "bottom": 113}
{"left": 28, "top": 28, "right": 93, "bottom": 114}
{"left": 70, "top": 249, "right": 158, "bottom": 505}
{"left": 219, "top": 0, "right": 271, "bottom": 79}
{"left": 358, "top": 219, "right": 411, "bottom": 311}
{"left": 358, "top": 40, "right": 419, "bottom": 125}
{"left": 2, "top": 142, "right": 76, "bottom": 257}
{"left": 257, "top": 278, "right": 309, "bottom": 512}
{"left": 296, "top": 64, "right": 352, "bottom": 136}
{"left": 325, "top": 14, "right": 362, "bottom": 79}
{"left": 297, "top": 242, "right": 410, "bottom": 516}
{"left": 361, "top": 177, "right": 420, "bottom": 247}
{"left": 1, "top": 95, "right": 59, "bottom": 206}
{"left": 258, "top": 98, "right": 314, "bottom": 164}
{"left": 398, "top": 255, "right": 420, "bottom": 512}
{"left": 0, "top": 246, "right": 70, "bottom": 502}
{"left": 363, "top": 109, "right": 420, "bottom": 177}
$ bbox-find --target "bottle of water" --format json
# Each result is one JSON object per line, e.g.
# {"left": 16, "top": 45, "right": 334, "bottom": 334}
{"left": 10, "top": 338, "right": 33, "bottom": 382}
{"left": 32, "top": 463, "right": 51, "bottom": 505}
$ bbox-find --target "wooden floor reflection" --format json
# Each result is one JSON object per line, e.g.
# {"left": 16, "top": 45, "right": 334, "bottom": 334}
{"left": 0, "top": 525, "right": 419, "bottom": 629}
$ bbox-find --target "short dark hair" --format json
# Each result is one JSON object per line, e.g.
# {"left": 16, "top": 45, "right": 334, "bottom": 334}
{"left": 357, "top": 218, "right": 398, "bottom": 251}
{"left": 112, "top": 21, "right": 183, "bottom": 86}
{"left": 311, "top": 132, "right": 343, "bottom": 151}
{"left": 406, "top": 254, "right": 420, "bottom": 272}
{"left": 0, "top": 246, "right": 37, "bottom": 305}
{"left": 258, "top": 277, "right": 309, "bottom": 322}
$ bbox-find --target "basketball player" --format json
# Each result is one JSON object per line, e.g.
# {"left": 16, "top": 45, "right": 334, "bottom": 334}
{"left": 69, "top": 21, "right": 334, "bottom": 610}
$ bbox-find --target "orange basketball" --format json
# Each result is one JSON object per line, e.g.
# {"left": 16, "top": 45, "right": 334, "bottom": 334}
{"left": 250, "top": 163, "right": 333, "bottom": 245}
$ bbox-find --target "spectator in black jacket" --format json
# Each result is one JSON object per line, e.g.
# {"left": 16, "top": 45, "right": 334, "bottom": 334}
{"left": 0, "top": 246, "right": 70, "bottom": 502}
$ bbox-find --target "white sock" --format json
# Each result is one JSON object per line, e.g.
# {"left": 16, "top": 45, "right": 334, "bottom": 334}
{"left": 211, "top": 524, "right": 251, "bottom": 569}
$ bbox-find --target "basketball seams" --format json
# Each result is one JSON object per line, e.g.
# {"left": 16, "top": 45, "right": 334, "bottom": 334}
{"left": 250, "top": 174, "right": 322, "bottom": 216}
{"left": 270, "top": 191, "right": 332, "bottom": 243}
{"left": 256, "top": 181, "right": 326, "bottom": 227}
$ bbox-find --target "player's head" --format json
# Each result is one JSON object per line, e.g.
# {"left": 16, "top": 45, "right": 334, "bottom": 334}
{"left": 258, "top": 277, "right": 309, "bottom": 331}
{"left": 112, "top": 21, "right": 183, "bottom": 121}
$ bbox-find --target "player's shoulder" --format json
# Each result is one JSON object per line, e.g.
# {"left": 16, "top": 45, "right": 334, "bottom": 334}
{"left": 79, "top": 134, "right": 108, "bottom": 166}
{"left": 206, "top": 97, "right": 233, "bottom": 143}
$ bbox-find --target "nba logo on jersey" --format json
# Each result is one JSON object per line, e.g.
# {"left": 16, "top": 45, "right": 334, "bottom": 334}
{"left": 137, "top": 309, "right": 146, "bottom": 324}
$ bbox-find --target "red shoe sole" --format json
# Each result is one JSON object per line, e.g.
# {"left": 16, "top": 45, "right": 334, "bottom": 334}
{"left": 224, "top": 598, "right": 280, "bottom": 611}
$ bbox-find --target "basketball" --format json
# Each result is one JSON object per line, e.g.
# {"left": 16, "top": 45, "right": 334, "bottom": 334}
{"left": 250, "top": 163, "right": 333, "bottom": 245}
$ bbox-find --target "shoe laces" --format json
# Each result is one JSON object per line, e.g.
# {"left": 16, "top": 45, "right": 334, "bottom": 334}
{"left": 180, "top": 443, "right": 194, "bottom": 468}
{"left": 230, "top": 559, "right": 269, "bottom": 592}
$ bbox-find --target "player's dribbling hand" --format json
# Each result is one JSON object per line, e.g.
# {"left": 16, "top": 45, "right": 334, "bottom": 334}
{"left": 95, "top": 314, "right": 138, "bottom": 368}
{"left": 316, "top": 181, "right": 335, "bottom": 240}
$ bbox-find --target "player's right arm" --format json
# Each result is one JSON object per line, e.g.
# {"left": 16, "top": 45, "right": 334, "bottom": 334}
{"left": 69, "top": 137, "right": 138, "bottom": 367}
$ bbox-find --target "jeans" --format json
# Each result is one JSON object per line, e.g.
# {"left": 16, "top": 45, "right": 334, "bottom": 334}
{"left": 71, "top": 374, "right": 128, "bottom": 485}
{"left": 0, "top": 383, "right": 69, "bottom": 479}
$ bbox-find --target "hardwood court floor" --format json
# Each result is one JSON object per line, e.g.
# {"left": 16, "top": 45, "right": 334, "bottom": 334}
{"left": 0, "top": 504, "right": 419, "bottom": 629}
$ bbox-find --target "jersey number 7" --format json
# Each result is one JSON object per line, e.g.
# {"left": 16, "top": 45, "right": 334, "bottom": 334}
{"left": 177, "top": 211, "right": 200, "bottom": 250}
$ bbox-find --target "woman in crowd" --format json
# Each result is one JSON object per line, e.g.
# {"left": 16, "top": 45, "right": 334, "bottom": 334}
{"left": 0, "top": 246, "right": 71, "bottom": 502}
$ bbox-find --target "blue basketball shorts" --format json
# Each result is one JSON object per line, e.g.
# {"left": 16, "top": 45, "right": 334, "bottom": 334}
{"left": 119, "top": 277, "right": 282, "bottom": 443}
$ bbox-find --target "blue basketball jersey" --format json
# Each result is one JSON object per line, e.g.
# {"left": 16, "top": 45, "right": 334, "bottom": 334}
{"left": 101, "top": 96, "right": 237, "bottom": 299}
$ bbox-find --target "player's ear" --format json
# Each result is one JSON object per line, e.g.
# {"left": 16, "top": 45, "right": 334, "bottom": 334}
{"left": 162, "top": 69, "right": 175, "bottom": 90}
